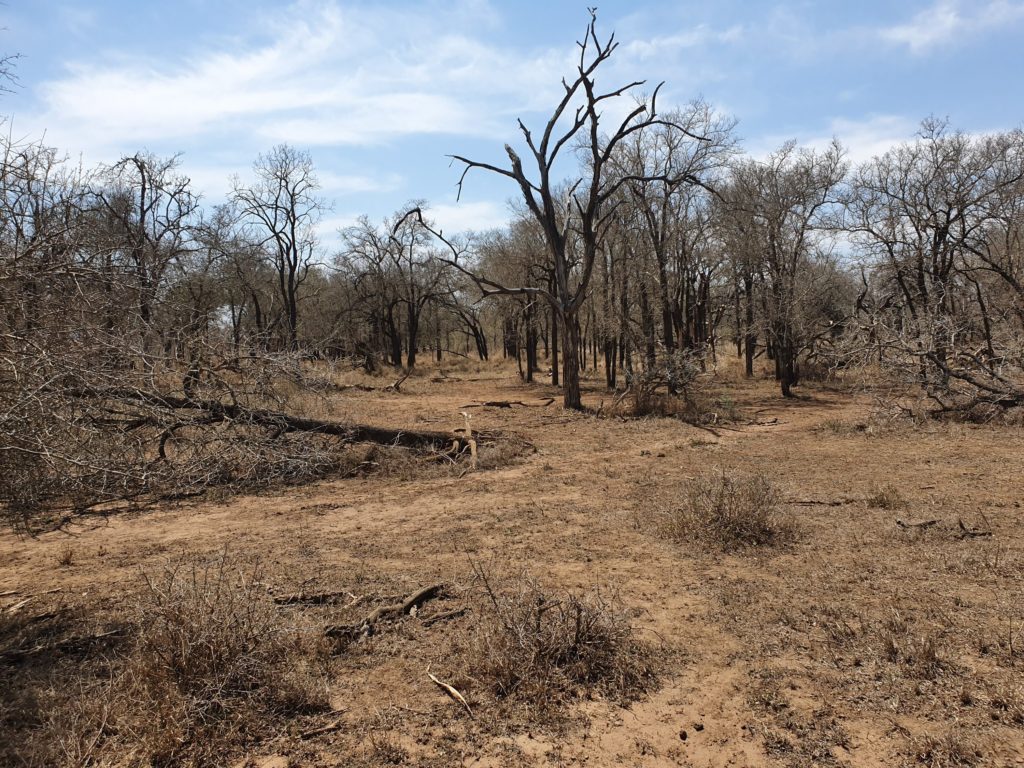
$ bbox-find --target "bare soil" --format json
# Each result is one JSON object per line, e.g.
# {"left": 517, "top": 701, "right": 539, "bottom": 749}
{"left": 3, "top": 361, "right": 1023, "bottom": 767}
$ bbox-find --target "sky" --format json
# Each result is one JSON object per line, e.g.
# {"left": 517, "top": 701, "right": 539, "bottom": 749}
{"left": 3, "top": 0, "right": 1024, "bottom": 243}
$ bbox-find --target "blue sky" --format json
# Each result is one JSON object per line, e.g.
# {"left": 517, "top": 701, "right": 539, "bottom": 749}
{"left": 3, "top": 0, "right": 1024, "bottom": 240}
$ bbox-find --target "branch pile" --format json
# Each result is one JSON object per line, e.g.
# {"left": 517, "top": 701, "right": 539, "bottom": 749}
{"left": 0, "top": 339, "right": 476, "bottom": 527}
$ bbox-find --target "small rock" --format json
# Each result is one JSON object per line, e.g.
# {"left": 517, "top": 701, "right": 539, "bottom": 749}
{"left": 679, "top": 730, "right": 687, "bottom": 741}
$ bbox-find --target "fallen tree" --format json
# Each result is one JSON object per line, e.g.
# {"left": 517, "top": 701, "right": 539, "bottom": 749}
{"left": 0, "top": 341, "right": 480, "bottom": 528}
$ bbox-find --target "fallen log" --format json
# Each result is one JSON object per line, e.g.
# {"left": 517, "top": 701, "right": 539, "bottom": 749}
{"left": 325, "top": 583, "right": 446, "bottom": 639}
{"left": 386, "top": 373, "right": 410, "bottom": 392}
{"left": 66, "top": 386, "right": 471, "bottom": 451}
{"left": 958, "top": 518, "right": 993, "bottom": 539}
{"left": 895, "top": 518, "right": 941, "bottom": 530}
{"left": 460, "top": 398, "right": 555, "bottom": 409}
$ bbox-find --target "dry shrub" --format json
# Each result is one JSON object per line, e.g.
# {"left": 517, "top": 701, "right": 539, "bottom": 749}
{"left": 475, "top": 435, "right": 533, "bottom": 470}
{"left": 662, "top": 471, "right": 796, "bottom": 552}
{"left": 867, "top": 483, "right": 907, "bottom": 510}
{"left": 877, "top": 607, "right": 948, "bottom": 681}
{"left": 106, "top": 552, "right": 331, "bottom": 766}
{"left": 910, "top": 728, "right": 983, "bottom": 767}
{"left": 460, "top": 564, "right": 657, "bottom": 710}
{"left": 621, "top": 350, "right": 736, "bottom": 424}
{"left": 987, "top": 680, "right": 1024, "bottom": 725}
{"left": 817, "top": 418, "right": 869, "bottom": 435}
{"left": 0, "top": 600, "right": 125, "bottom": 768}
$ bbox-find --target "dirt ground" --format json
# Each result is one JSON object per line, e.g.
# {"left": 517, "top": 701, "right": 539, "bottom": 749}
{"left": 2, "top": 360, "right": 1023, "bottom": 767}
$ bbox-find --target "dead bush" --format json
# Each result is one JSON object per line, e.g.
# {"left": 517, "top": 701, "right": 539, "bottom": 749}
{"left": 621, "top": 349, "right": 733, "bottom": 424}
{"left": 106, "top": 552, "right": 331, "bottom": 766}
{"left": 459, "top": 564, "right": 657, "bottom": 710}
{"left": 910, "top": 728, "right": 984, "bottom": 767}
{"left": 987, "top": 680, "right": 1024, "bottom": 725}
{"left": 867, "top": 483, "right": 907, "bottom": 510}
{"left": 877, "top": 607, "right": 948, "bottom": 681}
{"left": 662, "top": 471, "right": 797, "bottom": 552}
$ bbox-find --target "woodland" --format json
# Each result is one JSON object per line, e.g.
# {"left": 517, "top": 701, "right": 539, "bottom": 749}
{"left": 1, "top": 13, "right": 1023, "bottom": 768}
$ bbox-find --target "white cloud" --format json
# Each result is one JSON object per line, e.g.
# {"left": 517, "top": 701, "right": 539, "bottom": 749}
{"left": 427, "top": 200, "right": 509, "bottom": 235}
{"left": 881, "top": 0, "right": 1024, "bottom": 54}
{"left": 824, "top": 115, "right": 920, "bottom": 164}
{"left": 19, "top": 0, "right": 571, "bottom": 161}
{"left": 750, "top": 115, "right": 918, "bottom": 164}
{"left": 621, "top": 25, "right": 739, "bottom": 60}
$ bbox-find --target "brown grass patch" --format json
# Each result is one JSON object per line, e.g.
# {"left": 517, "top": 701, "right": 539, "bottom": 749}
{"left": 456, "top": 563, "right": 658, "bottom": 711}
{"left": 662, "top": 471, "right": 797, "bottom": 552}
{"left": 867, "top": 483, "right": 907, "bottom": 510}
{"left": 910, "top": 728, "right": 984, "bottom": 767}
{"left": 1, "top": 552, "right": 333, "bottom": 767}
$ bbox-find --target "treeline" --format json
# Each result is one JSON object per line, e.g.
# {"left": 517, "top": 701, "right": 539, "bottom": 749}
{"left": 2, "top": 115, "right": 1023, "bottom": 412}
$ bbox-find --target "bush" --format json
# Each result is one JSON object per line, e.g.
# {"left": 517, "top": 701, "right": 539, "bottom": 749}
{"left": 112, "top": 552, "right": 331, "bottom": 766}
{"left": 461, "top": 565, "right": 657, "bottom": 709}
{"left": 866, "top": 483, "right": 906, "bottom": 510}
{"left": 663, "top": 471, "right": 796, "bottom": 552}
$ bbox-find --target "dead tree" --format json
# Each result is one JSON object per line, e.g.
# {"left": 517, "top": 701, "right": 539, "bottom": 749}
{"left": 425, "top": 11, "right": 708, "bottom": 409}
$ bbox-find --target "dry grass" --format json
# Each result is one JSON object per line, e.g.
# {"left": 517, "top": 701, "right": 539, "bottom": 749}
{"left": 457, "top": 563, "right": 658, "bottom": 711}
{"left": 867, "top": 482, "right": 907, "bottom": 510}
{"left": 0, "top": 552, "right": 333, "bottom": 768}
{"left": 105, "top": 552, "right": 332, "bottom": 766}
{"left": 661, "top": 470, "right": 797, "bottom": 552}
{"left": 909, "top": 728, "right": 984, "bottom": 767}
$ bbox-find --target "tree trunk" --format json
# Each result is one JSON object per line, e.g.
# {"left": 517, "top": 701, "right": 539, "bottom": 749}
{"left": 561, "top": 311, "right": 582, "bottom": 410}
{"left": 550, "top": 307, "right": 559, "bottom": 387}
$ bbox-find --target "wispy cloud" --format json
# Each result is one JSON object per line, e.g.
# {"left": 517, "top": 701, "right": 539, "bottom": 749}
{"left": 621, "top": 24, "right": 743, "bottom": 60}
{"left": 20, "top": 0, "right": 569, "bottom": 159}
{"left": 750, "top": 114, "right": 919, "bottom": 164}
{"left": 880, "top": 0, "right": 1024, "bottom": 54}
{"left": 427, "top": 200, "right": 510, "bottom": 235}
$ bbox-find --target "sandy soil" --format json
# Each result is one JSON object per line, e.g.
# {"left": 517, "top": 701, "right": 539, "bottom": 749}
{"left": 2, "top": 362, "right": 1023, "bottom": 767}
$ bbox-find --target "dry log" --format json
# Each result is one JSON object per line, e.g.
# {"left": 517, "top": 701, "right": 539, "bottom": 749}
{"left": 895, "top": 518, "right": 940, "bottom": 530}
{"left": 67, "top": 386, "right": 472, "bottom": 451}
{"left": 460, "top": 398, "right": 555, "bottom": 409}
{"left": 958, "top": 518, "right": 993, "bottom": 539}
{"left": 386, "top": 373, "right": 410, "bottom": 392}
{"left": 325, "top": 583, "right": 446, "bottom": 639}
{"left": 274, "top": 590, "right": 354, "bottom": 606}
{"left": 421, "top": 607, "right": 468, "bottom": 626}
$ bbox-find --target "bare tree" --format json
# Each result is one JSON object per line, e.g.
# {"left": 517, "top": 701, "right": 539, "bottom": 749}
{"left": 725, "top": 141, "right": 847, "bottom": 397}
{"left": 233, "top": 145, "right": 323, "bottom": 350}
{"left": 431, "top": 12, "right": 708, "bottom": 409}
{"left": 845, "top": 120, "right": 1024, "bottom": 412}
{"left": 93, "top": 153, "right": 198, "bottom": 354}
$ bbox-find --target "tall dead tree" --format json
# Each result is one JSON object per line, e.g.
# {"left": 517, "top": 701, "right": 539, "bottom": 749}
{"left": 438, "top": 12, "right": 706, "bottom": 409}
